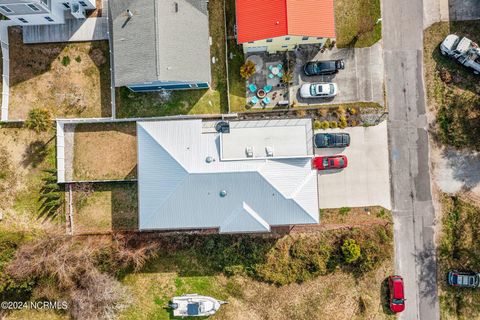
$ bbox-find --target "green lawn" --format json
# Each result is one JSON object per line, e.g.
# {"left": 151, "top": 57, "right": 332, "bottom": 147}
{"left": 424, "top": 21, "right": 480, "bottom": 150}
{"left": 73, "top": 182, "right": 138, "bottom": 234}
{"left": 438, "top": 195, "right": 480, "bottom": 319}
{"left": 115, "top": 0, "right": 228, "bottom": 118}
{"left": 225, "top": 0, "right": 247, "bottom": 113}
{"left": 334, "top": 0, "right": 382, "bottom": 48}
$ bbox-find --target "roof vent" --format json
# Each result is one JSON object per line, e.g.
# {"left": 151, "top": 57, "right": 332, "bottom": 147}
{"left": 205, "top": 156, "right": 215, "bottom": 163}
{"left": 174, "top": 2, "right": 178, "bottom": 12}
{"left": 126, "top": 9, "right": 133, "bottom": 18}
{"left": 215, "top": 121, "right": 230, "bottom": 133}
{"left": 219, "top": 190, "right": 227, "bottom": 197}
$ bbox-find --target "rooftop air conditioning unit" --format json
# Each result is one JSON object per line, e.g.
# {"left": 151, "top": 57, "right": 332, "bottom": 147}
{"left": 70, "top": 1, "right": 86, "bottom": 19}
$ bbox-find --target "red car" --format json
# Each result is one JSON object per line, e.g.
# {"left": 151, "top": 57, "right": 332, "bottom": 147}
{"left": 388, "top": 275, "right": 405, "bottom": 313}
{"left": 312, "top": 155, "right": 348, "bottom": 170}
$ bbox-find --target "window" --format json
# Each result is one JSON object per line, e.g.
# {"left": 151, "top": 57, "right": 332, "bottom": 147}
{"left": 27, "top": 4, "right": 40, "bottom": 11}
{"left": 44, "top": 16, "right": 54, "bottom": 22}
{"left": 248, "top": 41, "right": 254, "bottom": 44}
{"left": 302, "top": 36, "right": 309, "bottom": 40}
{"left": 79, "top": 1, "right": 87, "bottom": 7}
{"left": 18, "top": 18, "right": 28, "bottom": 23}
{"left": 62, "top": 2, "right": 70, "bottom": 8}
{"left": 0, "top": 5, "right": 12, "bottom": 13}
{"left": 266, "top": 38, "right": 273, "bottom": 43}
{"left": 285, "top": 37, "right": 291, "bottom": 40}
{"left": 40, "top": 0, "right": 48, "bottom": 5}
{"left": 281, "top": 45, "right": 288, "bottom": 48}
{"left": 317, "top": 37, "right": 323, "bottom": 39}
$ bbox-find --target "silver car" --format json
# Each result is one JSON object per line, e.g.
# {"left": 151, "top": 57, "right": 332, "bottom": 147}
{"left": 299, "top": 83, "right": 338, "bottom": 98}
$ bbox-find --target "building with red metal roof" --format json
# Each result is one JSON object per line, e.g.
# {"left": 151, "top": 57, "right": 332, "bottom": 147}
{"left": 235, "top": 0, "right": 336, "bottom": 53}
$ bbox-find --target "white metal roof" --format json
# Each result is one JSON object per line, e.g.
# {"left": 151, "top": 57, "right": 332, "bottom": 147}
{"left": 220, "top": 120, "right": 313, "bottom": 160}
{"left": 137, "top": 119, "right": 319, "bottom": 233}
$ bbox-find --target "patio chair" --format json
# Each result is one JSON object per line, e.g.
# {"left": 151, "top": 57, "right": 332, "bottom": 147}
{"left": 248, "top": 83, "right": 257, "bottom": 93}
{"left": 265, "top": 146, "right": 274, "bottom": 157}
{"left": 245, "top": 146, "right": 254, "bottom": 158}
{"left": 268, "top": 74, "right": 274, "bottom": 79}
{"left": 262, "top": 97, "right": 271, "bottom": 104}
{"left": 250, "top": 96, "right": 259, "bottom": 104}
{"left": 263, "top": 85, "right": 273, "bottom": 93}
{"left": 268, "top": 65, "right": 274, "bottom": 71}
{"left": 277, "top": 63, "right": 283, "bottom": 70}
{"left": 277, "top": 72, "right": 283, "bottom": 78}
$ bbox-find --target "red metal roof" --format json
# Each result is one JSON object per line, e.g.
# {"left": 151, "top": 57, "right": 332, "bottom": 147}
{"left": 236, "top": 0, "right": 336, "bottom": 44}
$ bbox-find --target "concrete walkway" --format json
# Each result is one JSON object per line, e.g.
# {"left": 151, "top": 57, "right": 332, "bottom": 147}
{"left": 22, "top": 17, "right": 108, "bottom": 43}
{"left": 0, "top": 20, "right": 17, "bottom": 121}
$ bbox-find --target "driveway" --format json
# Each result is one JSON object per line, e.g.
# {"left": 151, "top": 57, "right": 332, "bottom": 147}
{"left": 290, "top": 42, "right": 384, "bottom": 107}
{"left": 315, "top": 121, "right": 391, "bottom": 210}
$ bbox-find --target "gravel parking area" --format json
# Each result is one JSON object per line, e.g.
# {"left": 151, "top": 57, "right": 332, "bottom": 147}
{"left": 291, "top": 42, "right": 384, "bottom": 107}
{"left": 316, "top": 121, "right": 391, "bottom": 210}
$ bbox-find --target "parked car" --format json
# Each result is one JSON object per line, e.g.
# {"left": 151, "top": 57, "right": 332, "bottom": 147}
{"left": 299, "top": 82, "right": 338, "bottom": 98}
{"left": 303, "top": 59, "right": 345, "bottom": 76}
{"left": 312, "top": 155, "right": 347, "bottom": 170}
{"left": 448, "top": 271, "right": 480, "bottom": 288}
{"left": 314, "top": 133, "right": 350, "bottom": 148}
{"left": 388, "top": 275, "right": 405, "bottom": 313}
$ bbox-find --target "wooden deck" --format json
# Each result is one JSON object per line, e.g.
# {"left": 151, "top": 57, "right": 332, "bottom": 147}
{"left": 22, "top": 17, "right": 108, "bottom": 44}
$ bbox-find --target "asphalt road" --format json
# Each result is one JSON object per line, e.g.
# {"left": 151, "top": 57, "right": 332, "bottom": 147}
{"left": 382, "top": 0, "right": 440, "bottom": 318}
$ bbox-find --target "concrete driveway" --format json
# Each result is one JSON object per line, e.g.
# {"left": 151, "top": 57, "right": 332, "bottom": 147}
{"left": 315, "top": 121, "right": 391, "bottom": 210}
{"left": 290, "top": 42, "right": 384, "bottom": 107}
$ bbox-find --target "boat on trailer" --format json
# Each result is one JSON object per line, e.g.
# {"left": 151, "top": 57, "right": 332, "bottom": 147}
{"left": 169, "top": 294, "right": 227, "bottom": 317}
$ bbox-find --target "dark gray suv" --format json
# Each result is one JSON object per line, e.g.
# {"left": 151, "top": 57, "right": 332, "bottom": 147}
{"left": 304, "top": 59, "right": 345, "bottom": 76}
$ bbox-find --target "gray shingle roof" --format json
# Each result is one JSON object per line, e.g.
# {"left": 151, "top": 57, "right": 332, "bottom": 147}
{"left": 110, "top": 0, "right": 211, "bottom": 87}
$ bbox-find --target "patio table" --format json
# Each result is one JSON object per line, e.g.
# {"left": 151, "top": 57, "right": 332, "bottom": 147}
{"left": 271, "top": 67, "right": 280, "bottom": 75}
{"left": 257, "top": 89, "right": 266, "bottom": 98}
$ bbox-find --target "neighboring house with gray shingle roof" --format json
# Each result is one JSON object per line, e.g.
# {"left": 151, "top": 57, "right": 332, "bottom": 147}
{"left": 110, "top": 0, "right": 211, "bottom": 92}
{"left": 137, "top": 119, "right": 319, "bottom": 233}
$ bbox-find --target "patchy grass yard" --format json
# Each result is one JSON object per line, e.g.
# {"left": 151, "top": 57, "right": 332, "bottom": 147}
{"left": 72, "top": 182, "right": 138, "bottom": 234}
{"left": 119, "top": 225, "right": 394, "bottom": 320}
{"left": 334, "top": 0, "right": 382, "bottom": 48}
{"left": 321, "top": 206, "right": 392, "bottom": 225}
{"left": 115, "top": 0, "right": 228, "bottom": 118}
{"left": 72, "top": 122, "right": 137, "bottom": 181}
{"left": 225, "top": 0, "right": 247, "bottom": 113}
{"left": 8, "top": 27, "right": 111, "bottom": 120}
{"left": 438, "top": 195, "right": 480, "bottom": 319}
{"left": 424, "top": 21, "right": 480, "bottom": 150}
{"left": 0, "top": 124, "right": 64, "bottom": 226}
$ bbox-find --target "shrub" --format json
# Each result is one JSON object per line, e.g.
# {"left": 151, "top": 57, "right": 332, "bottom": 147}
{"left": 74, "top": 56, "right": 81, "bottom": 63}
{"left": 330, "top": 121, "right": 338, "bottom": 128}
{"left": 339, "top": 207, "right": 351, "bottom": 215}
{"left": 24, "top": 108, "right": 52, "bottom": 133}
{"left": 313, "top": 120, "right": 322, "bottom": 130}
{"left": 282, "top": 70, "right": 293, "bottom": 83}
{"left": 341, "top": 239, "right": 361, "bottom": 264}
{"left": 337, "top": 105, "right": 346, "bottom": 116}
{"left": 439, "top": 68, "right": 452, "bottom": 84}
{"left": 339, "top": 116, "right": 347, "bottom": 129}
{"left": 240, "top": 60, "right": 256, "bottom": 79}
{"left": 295, "top": 109, "right": 306, "bottom": 117}
{"left": 348, "top": 107, "right": 357, "bottom": 115}
{"left": 320, "top": 121, "right": 330, "bottom": 130}
{"left": 350, "top": 119, "right": 358, "bottom": 127}
{"left": 61, "top": 56, "right": 71, "bottom": 67}
{"left": 317, "top": 108, "right": 328, "bottom": 118}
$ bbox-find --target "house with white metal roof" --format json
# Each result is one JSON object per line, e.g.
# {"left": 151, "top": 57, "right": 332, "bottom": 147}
{"left": 137, "top": 119, "right": 319, "bottom": 233}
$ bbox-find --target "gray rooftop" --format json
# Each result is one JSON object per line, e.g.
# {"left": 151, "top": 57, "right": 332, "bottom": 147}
{"left": 110, "top": 0, "right": 211, "bottom": 87}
